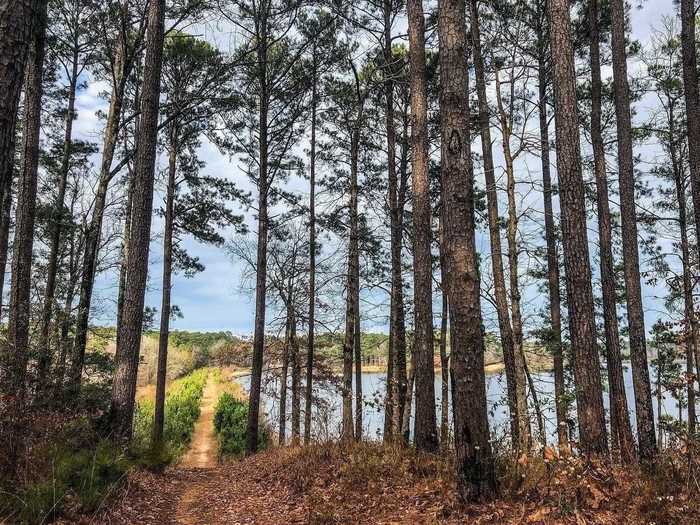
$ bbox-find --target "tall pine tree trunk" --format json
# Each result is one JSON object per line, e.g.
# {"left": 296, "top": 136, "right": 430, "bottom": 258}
{"left": 291, "top": 308, "right": 301, "bottom": 443}
{"left": 246, "top": 17, "right": 270, "bottom": 455}
{"left": 0, "top": 0, "right": 40, "bottom": 200}
{"left": 609, "top": 0, "right": 657, "bottom": 463}
{"left": 680, "top": 0, "right": 700, "bottom": 264}
{"left": 438, "top": 0, "right": 496, "bottom": 501}
{"left": 152, "top": 131, "right": 177, "bottom": 446}
{"left": 0, "top": 124, "right": 15, "bottom": 318}
{"left": 3, "top": 0, "right": 47, "bottom": 473}
{"left": 304, "top": 52, "right": 318, "bottom": 445}
{"left": 589, "top": 0, "right": 635, "bottom": 463}
{"left": 535, "top": 15, "right": 568, "bottom": 449}
{"left": 406, "top": 0, "right": 437, "bottom": 451}
{"left": 110, "top": 0, "right": 165, "bottom": 441}
{"left": 279, "top": 312, "right": 290, "bottom": 445}
{"left": 547, "top": 0, "right": 608, "bottom": 456}
{"left": 438, "top": 227, "right": 450, "bottom": 448}
{"left": 468, "top": 0, "right": 526, "bottom": 448}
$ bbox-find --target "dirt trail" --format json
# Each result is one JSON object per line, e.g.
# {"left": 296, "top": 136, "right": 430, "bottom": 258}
{"left": 180, "top": 373, "right": 219, "bottom": 469}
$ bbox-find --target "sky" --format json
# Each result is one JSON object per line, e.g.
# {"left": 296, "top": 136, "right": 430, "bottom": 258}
{"left": 74, "top": 0, "right": 678, "bottom": 336}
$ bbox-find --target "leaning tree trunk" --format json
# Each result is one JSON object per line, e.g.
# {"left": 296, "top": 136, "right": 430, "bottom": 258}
{"left": 681, "top": 0, "right": 700, "bottom": 266}
{"left": 494, "top": 65, "right": 532, "bottom": 452}
{"left": 406, "top": 0, "right": 438, "bottom": 452}
{"left": 535, "top": 18, "right": 568, "bottom": 450}
{"left": 110, "top": 0, "right": 166, "bottom": 441}
{"left": 609, "top": 0, "right": 657, "bottom": 464}
{"left": 468, "top": 0, "right": 526, "bottom": 448}
{"left": 70, "top": 19, "right": 136, "bottom": 390}
{"left": 152, "top": 132, "right": 177, "bottom": 447}
{"left": 36, "top": 50, "right": 79, "bottom": 392}
{"left": 589, "top": 0, "right": 636, "bottom": 464}
{"left": 0, "top": 0, "right": 41, "bottom": 202}
{"left": 304, "top": 52, "right": 318, "bottom": 445}
{"left": 3, "top": 1, "right": 47, "bottom": 474}
{"left": 438, "top": 0, "right": 496, "bottom": 501}
{"left": 546, "top": 0, "right": 608, "bottom": 456}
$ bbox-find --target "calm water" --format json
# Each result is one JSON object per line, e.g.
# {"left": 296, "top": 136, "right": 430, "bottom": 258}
{"left": 236, "top": 364, "right": 687, "bottom": 444}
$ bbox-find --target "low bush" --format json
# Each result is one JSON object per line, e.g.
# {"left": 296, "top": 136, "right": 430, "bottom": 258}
{"left": 213, "top": 392, "right": 268, "bottom": 457}
{"left": 131, "top": 368, "right": 208, "bottom": 463}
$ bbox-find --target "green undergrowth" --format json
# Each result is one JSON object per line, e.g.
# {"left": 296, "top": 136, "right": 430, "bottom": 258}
{"left": 1, "top": 369, "right": 208, "bottom": 524}
{"left": 213, "top": 392, "right": 269, "bottom": 457}
{"left": 132, "top": 368, "right": 208, "bottom": 465}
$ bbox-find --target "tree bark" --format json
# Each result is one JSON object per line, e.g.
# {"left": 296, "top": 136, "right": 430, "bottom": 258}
{"left": 36, "top": 46, "right": 79, "bottom": 392}
{"left": 468, "top": 0, "right": 526, "bottom": 449}
{"left": 304, "top": 50, "right": 318, "bottom": 446}
{"left": 438, "top": 0, "right": 496, "bottom": 501}
{"left": 110, "top": 0, "right": 166, "bottom": 441}
{"left": 0, "top": 123, "right": 15, "bottom": 319}
{"left": 0, "top": 0, "right": 41, "bottom": 200}
{"left": 406, "top": 0, "right": 438, "bottom": 452}
{"left": 246, "top": 10, "right": 271, "bottom": 455}
{"left": 609, "top": 0, "right": 657, "bottom": 463}
{"left": 3, "top": 0, "right": 47, "bottom": 472}
{"left": 680, "top": 0, "right": 700, "bottom": 265}
{"left": 279, "top": 314, "right": 290, "bottom": 445}
{"left": 589, "top": 0, "right": 636, "bottom": 464}
{"left": 439, "top": 229, "right": 450, "bottom": 448}
{"left": 535, "top": 15, "right": 568, "bottom": 449}
{"left": 546, "top": 0, "right": 608, "bottom": 456}
{"left": 342, "top": 85, "right": 364, "bottom": 442}
{"left": 152, "top": 131, "right": 177, "bottom": 446}
{"left": 291, "top": 308, "right": 301, "bottom": 443}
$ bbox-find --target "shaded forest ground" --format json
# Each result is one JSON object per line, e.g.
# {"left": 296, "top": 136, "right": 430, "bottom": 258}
{"left": 96, "top": 439, "right": 699, "bottom": 524}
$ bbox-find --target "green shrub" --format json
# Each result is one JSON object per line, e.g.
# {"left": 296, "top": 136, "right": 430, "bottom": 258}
{"left": 131, "top": 368, "right": 208, "bottom": 462}
{"left": 214, "top": 392, "right": 268, "bottom": 456}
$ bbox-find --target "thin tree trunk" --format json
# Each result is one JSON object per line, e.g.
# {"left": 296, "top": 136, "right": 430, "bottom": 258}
{"left": 279, "top": 314, "right": 290, "bottom": 445}
{"left": 668, "top": 98, "right": 697, "bottom": 434}
{"left": 589, "top": 0, "right": 636, "bottom": 464}
{"left": 406, "top": 0, "right": 437, "bottom": 452}
{"left": 246, "top": 15, "right": 270, "bottom": 455}
{"left": 110, "top": 0, "right": 166, "bottom": 441}
{"left": 3, "top": 1, "right": 47, "bottom": 473}
{"left": 547, "top": 0, "right": 608, "bottom": 456}
{"left": 438, "top": 0, "right": 496, "bottom": 501}
{"left": 468, "top": 0, "right": 525, "bottom": 449}
{"left": 36, "top": 49, "right": 79, "bottom": 391}
{"left": 0, "top": 131, "right": 15, "bottom": 319}
{"left": 609, "top": 0, "right": 657, "bottom": 463}
{"left": 494, "top": 64, "right": 532, "bottom": 452}
{"left": 304, "top": 52, "right": 318, "bottom": 446}
{"left": 535, "top": 16, "right": 568, "bottom": 449}
{"left": 439, "top": 233, "right": 450, "bottom": 448}
{"left": 354, "top": 274, "right": 362, "bottom": 440}
{"left": 291, "top": 307, "right": 301, "bottom": 443}
{"left": 152, "top": 132, "right": 177, "bottom": 446}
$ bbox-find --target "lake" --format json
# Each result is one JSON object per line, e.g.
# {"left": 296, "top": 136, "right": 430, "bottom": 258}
{"left": 235, "top": 363, "right": 687, "bottom": 444}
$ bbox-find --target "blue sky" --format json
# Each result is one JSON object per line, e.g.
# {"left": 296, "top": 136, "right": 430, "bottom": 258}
{"left": 79, "top": 0, "right": 677, "bottom": 335}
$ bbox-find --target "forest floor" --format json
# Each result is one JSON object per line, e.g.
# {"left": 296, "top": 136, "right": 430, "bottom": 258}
{"left": 88, "top": 370, "right": 698, "bottom": 524}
